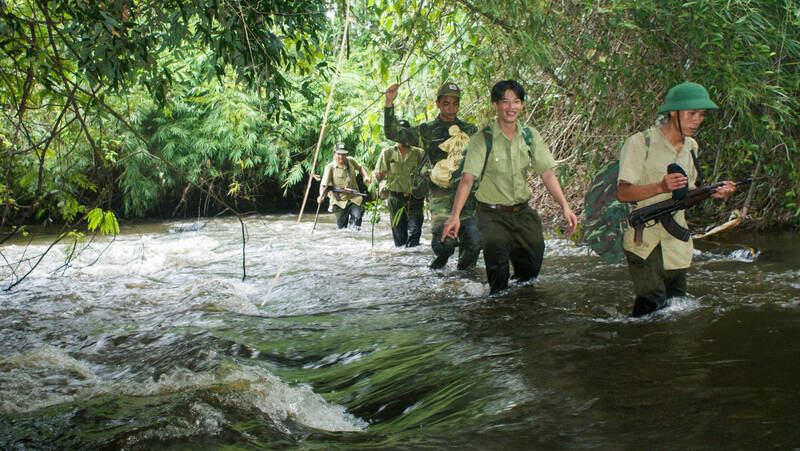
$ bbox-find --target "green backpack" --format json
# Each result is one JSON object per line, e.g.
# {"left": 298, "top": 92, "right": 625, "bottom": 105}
{"left": 583, "top": 160, "right": 628, "bottom": 263}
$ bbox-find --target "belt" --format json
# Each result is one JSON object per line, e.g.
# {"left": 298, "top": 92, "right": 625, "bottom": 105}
{"left": 478, "top": 201, "right": 527, "bottom": 212}
{"left": 389, "top": 190, "right": 412, "bottom": 198}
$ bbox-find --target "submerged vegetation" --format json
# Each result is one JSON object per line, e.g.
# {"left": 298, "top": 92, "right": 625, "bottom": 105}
{"left": 1, "top": 0, "right": 798, "bottom": 237}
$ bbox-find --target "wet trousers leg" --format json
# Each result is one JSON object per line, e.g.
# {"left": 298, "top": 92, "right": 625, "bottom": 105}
{"left": 625, "top": 244, "right": 688, "bottom": 317}
{"left": 405, "top": 197, "right": 424, "bottom": 248}
{"left": 387, "top": 196, "right": 408, "bottom": 247}
{"left": 477, "top": 206, "right": 545, "bottom": 294}
{"left": 429, "top": 216, "right": 481, "bottom": 269}
{"left": 388, "top": 196, "right": 424, "bottom": 247}
{"left": 333, "top": 202, "right": 364, "bottom": 230}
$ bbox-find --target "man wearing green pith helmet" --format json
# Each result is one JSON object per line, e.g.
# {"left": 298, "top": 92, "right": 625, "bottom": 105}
{"left": 384, "top": 82, "right": 481, "bottom": 270}
{"left": 616, "top": 82, "right": 736, "bottom": 317}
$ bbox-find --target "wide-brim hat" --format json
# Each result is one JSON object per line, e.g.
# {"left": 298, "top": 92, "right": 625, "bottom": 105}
{"left": 334, "top": 143, "right": 348, "bottom": 154}
{"left": 436, "top": 82, "right": 461, "bottom": 98}
{"left": 658, "top": 82, "right": 718, "bottom": 113}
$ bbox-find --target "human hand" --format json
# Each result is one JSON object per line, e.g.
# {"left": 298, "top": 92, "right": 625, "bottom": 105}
{"left": 373, "top": 170, "right": 384, "bottom": 181}
{"left": 711, "top": 180, "right": 736, "bottom": 199}
{"left": 441, "top": 217, "right": 460, "bottom": 242}
{"left": 661, "top": 172, "right": 688, "bottom": 193}
{"left": 385, "top": 83, "right": 400, "bottom": 107}
{"left": 562, "top": 206, "right": 579, "bottom": 235}
{"left": 317, "top": 195, "right": 325, "bottom": 204}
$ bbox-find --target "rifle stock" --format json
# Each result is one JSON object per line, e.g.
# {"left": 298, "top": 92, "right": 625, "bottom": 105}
{"left": 628, "top": 179, "right": 751, "bottom": 244}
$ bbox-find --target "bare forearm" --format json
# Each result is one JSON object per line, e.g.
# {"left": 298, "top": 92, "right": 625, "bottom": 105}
{"left": 449, "top": 173, "right": 475, "bottom": 219}
{"left": 616, "top": 180, "right": 666, "bottom": 202}
{"left": 541, "top": 170, "right": 570, "bottom": 210}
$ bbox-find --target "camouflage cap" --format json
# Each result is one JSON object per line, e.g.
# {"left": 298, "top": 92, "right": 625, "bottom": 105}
{"left": 334, "top": 143, "right": 348, "bottom": 154}
{"left": 436, "top": 82, "right": 461, "bottom": 99}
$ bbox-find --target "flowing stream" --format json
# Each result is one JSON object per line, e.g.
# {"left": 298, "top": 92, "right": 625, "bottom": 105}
{"left": 1, "top": 213, "right": 799, "bottom": 449}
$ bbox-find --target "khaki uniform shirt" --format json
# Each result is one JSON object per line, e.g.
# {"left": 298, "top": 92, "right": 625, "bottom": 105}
{"left": 321, "top": 157, "right": 364, "bottom": 209}
{"left": 462, "top": 120, "right": 556, "bottom": 206}
{"left": 618, "top": 126, "right": 698, "bottom": 269}
{"left": 375, "top": 145, "right": 423, "bottom": 194}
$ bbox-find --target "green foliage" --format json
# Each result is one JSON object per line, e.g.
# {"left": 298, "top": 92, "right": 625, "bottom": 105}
{"left": 365, "top": 199, "right": 385, "bottom": 246}
{"left": 86, "top": 208, "right": 120, "bottom": 235}
{"left": 1, "top": 0, "right": 797, "bottom": 230}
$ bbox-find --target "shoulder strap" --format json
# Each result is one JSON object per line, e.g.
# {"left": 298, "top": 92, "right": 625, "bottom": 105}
{"left": 346, "top": 158, "right": 357, "bottom": 186}
{"left": 479, "top": 126, "right": 493, "bottom": 181}
{"left": 688, "top": 140, "right": 704, "bottom": 185}
{"left": 643, "top": 129, "right": 651, "bottom": 161}
{"left": 521, "top": 125, "right": 535, "bottom": 163}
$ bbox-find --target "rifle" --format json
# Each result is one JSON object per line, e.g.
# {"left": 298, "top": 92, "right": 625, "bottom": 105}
{"left": 329, "top": 186, "right": 368, "bottom": 198}
{"left": 628, "top": 179, "right": 751, "bottom": 244}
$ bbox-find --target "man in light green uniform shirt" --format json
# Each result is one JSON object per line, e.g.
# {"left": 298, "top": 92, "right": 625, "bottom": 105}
{"left": 374, "top": 119, "right": 425, "bottom": 247}
{"left": 617, "top": 81, "right": 736, "bottom": 316}
{"left": 443, "top": 80, "right": 578, "bottom": 294}
{"left": 318, "top": 143, "right": 372, "bottom": 230}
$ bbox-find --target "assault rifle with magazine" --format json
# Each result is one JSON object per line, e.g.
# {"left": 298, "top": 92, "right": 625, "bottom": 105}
{"left": 328, "top": 186, "right": 368, "bottom": 199}
{"left": 628, "top": 178, "right": 751, "bottom": 244}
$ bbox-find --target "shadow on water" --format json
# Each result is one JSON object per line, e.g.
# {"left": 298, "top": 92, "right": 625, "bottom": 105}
{"left": 0, "top": 215, "right": 798, "bottom": 449}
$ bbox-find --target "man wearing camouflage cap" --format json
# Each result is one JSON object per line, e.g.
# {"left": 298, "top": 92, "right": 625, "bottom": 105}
{"left": 384, "top": 82, "right": 481, "bottom": 269}
{"left": 318, "top": 143, "right": 372, "bottom": 230}
{"left": 616, "top": 81, "right": 736, "bottom": 317}
{"left": 374, "top": 119, "right": 425, "bottom": 247}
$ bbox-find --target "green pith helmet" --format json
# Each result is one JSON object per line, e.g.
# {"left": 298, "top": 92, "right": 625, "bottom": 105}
{"left": 658, "top": 82, "right": 718, "bottom": 113}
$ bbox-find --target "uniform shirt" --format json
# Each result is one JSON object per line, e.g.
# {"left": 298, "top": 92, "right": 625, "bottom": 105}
{"left": 384, "top": 106, "right": 477, "bottom": 166}
{"left": 618, "top": 126, "right": 698, "bottom": 269}
{"left": 321, "top": 157, "right": 364, "bottom": 208}
{"left": 462, "top": 120, "right": 556, "bottom": 206}
{"left": 374, "top": 144, "right": 423, "bottom": 194}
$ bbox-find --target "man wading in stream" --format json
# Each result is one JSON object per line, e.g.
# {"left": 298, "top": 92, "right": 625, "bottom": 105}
{"left": 374, "top": 119, "right": 425, "bottom": 247}
{"left": 442, "top": 80, "right": 578, "bottom": 294}
{"left": 384, "top": 82, "right": 481, "bottom": 270}
{"left": 318, "top": 143, "right": 372, "bottom": 230}
{"left": 616, "top": 82, "right": 735, "bottom": 317}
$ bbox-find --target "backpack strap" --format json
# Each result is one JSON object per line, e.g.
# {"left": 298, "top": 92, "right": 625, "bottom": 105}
{"left": 521, "top": 125, "right": 534, "bottom": 164}
{"left": 687, "top": 140, "right": 704, "bottom": 185}
{"left": 346, "top": 158, "right": 357, "bottom": 188}
{"left": 479, "top": 126, "right": 493, "bottom": 182}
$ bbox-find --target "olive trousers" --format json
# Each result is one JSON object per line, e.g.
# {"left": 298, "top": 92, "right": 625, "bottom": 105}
{"left": 332, "top": 201, "right": 364, "bottom": 230}
{"left": 476, "top": 204, "right": 545, "bottom": 294}
{"left": 387, "top": 194, "right": 424, "bottom": 247}
{"left": 624, "top": 244, "right": 688, "bottom": 317}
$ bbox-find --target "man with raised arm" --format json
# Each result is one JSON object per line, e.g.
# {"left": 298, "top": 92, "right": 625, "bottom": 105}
{"left": 442, "top": 80, "right": 578, "bottom": 294}
{"left": 616, "top": 82, "right": 735, "bottom": 317}
{"left": 384, "top": 82, "right": 481, "bottom": 269}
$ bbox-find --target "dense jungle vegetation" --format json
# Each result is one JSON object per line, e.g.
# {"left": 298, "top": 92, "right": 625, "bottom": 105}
{"left": 1, "top": 0, "right": 798, "bottom": 240}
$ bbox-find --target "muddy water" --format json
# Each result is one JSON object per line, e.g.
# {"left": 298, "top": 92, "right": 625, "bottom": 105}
{"left": 1, "top": 214, "right": 798, "bottom": 449}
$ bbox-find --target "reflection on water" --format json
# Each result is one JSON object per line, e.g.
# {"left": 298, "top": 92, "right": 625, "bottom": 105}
{"left": 1, "top": 214, "right": 799, "bottom": 448}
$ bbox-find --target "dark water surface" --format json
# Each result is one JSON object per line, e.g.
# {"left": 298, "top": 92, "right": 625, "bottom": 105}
{"left": 1, "top": 214, "right": 798, "bottom": 449}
